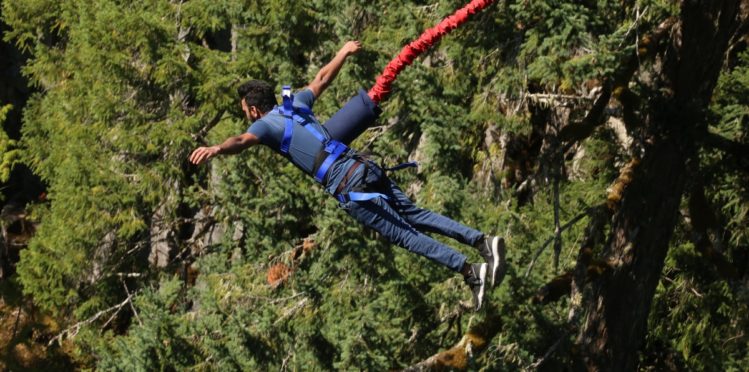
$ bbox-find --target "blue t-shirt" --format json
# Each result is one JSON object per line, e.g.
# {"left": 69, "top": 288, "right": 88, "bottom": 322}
{"left": 246, "top": 89, "right": 357, "bottom": 195}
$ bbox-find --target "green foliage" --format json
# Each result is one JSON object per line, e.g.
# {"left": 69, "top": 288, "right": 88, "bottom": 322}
{"left": 648, "top": 242, "right": 749, "bottom": 371}
{"left": 641, "top": 41, "right": 749, "bottom": 372}
{"left": 2, "top": 0, "right": 747, "bottom": 370}
{"left": 0, "top": 104, "right": 21, "bottom": 183}
{"left": 708, "top": 49, "right": 749, "bottom": 247}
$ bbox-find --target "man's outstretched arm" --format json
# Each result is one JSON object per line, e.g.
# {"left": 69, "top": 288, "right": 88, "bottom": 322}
{"left": 307, "top": 40, "right": 361, "bottom": 98}
{"left": 189, "top": 133, "right": 259, "bottom": 165}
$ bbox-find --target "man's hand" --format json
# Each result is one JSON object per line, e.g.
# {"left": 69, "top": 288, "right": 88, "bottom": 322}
{"left": 189, "top": 133, "right": 257, "bottom": 164}
{"left": 189, "top": 146, "right": 221, "bottom": 165}
{"left": 341, "top": 40, "right": 361, "bottom": 56}
{"left": 307, "top": 40, "right": 362, "bottom": 98}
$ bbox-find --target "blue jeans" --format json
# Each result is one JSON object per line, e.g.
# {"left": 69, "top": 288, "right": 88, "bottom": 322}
{"left": 339, "top": 162, "right": 483, "bottom": 272}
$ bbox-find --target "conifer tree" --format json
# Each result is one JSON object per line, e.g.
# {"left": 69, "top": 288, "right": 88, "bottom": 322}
{"left": 1, "top": 0, "right": 747, "bottom": 369}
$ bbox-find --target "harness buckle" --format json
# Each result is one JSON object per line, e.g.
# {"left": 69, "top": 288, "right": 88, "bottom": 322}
{"left": 282, "top": 85, "right": 294, "bottom": 113}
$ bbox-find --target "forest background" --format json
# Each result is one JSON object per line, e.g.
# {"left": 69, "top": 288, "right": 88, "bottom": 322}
{"left": 1, "top": 0, "right": 748, "bottom": 370}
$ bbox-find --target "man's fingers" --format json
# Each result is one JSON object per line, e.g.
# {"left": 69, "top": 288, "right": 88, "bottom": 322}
{"left": 189, "top": 148, "right": 202, "bottom": 164}
{"left": 196, "top": 151, "right": 209, "bottom": 165}
{"left": 344, "top": 40, "right": 361, "bottom": 55}
{"left": 190, "top": 148, "right": 208, "bottom": 165}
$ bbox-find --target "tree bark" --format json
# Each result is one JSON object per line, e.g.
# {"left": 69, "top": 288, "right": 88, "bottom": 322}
{"left": 578, "top": 1, "right": 743, "bottom": 370}
{"left": 579, "top": 138, "right": 688, "bottom": 371}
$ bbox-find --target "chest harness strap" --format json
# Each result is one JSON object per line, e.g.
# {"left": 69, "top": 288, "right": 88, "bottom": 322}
{"left": 277, "top": 86, "right": 387, "bottom": 202}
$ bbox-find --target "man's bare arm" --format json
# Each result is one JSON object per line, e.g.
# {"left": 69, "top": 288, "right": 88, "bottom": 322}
{"left": 189, "top": 133, "right": 259, "bottom": 165}
{"left": 307, "top": 41, "right": 361, "bottom": 98}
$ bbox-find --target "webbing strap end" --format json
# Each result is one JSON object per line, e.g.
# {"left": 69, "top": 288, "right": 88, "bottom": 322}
{"left": 336, "top": 192, "right": 388, "bottom": 203}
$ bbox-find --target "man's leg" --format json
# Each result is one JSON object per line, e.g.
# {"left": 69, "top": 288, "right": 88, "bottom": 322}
{"left": 376, "top": 176, "right": 507, "bottom": 289}
{"left": 380, "top": 178, "right": 484, "bottom": 246}
{"left": 343, "top": 196, "right": 489, "bottom": 310}
{"left": 343, "top": 197, "right": 467, "bottom": 272}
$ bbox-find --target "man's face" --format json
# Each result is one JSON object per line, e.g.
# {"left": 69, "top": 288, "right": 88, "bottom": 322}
{"left": 240, "top": 99, "right": 262, "bottom": 122}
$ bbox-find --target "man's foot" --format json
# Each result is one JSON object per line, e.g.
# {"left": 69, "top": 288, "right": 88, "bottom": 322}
{"left": 464, "top": 263, "right": 488, "bottom": 311}
{"left": 476, "top": 235, "right": 507, "bottom": 288}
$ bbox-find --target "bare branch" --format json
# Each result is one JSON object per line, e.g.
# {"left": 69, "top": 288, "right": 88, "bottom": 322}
{"left": 533, "top": 205, "right": 611, "bottom": 305}
{"left": 192, "top": 110, "right": 227, "bottom": 144}
{"left": 525, "top": 209, "right": 591, "bottom": 278}
{"left": 558, "top": 84, "right": 612, "bottom": 144}
{"left": 49, "top": 293, "right": 137, "bottom": 346}
{"left": 123, "top": 280, "right": 143, "bottom": 326}
{"left": 558, "top": 17, "right": 678, "bottom": 147}
{"left": 273, "top": 297, "right": 310, "bottom": 325}
{"left": 361, "top": 116, "right": 399, "bottom": 152}
{"left": 530, "top": 329, "right": 571, "bottom": 369}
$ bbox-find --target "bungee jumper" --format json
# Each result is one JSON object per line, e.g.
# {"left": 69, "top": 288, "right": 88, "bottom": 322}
{"left": 189, "top": 0, "right": 505, "bottom": 310}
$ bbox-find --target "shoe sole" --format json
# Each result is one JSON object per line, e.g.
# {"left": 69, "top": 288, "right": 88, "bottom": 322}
{"left": 477, "top": 263, "right": 487, "bottom": 310}
{"left": 490, "top": 236, "right": 501, "bottom": 287}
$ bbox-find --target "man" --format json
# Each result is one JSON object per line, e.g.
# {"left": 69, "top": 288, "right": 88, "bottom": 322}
{"left": 189, "top": 41, "right": 506, "bottom": 310}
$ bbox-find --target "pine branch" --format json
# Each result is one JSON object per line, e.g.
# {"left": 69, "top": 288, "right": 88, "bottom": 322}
{"left": 533, "top": 205, "right": 611, "bottom": 305}
{"left": 529, "top": 204, "right": 611, "bottom": 368}
{"left": 361, "top": 116, "right": 399, "bottom": 152}
{"left": 49, "top": 293, "right": 138, "bottom": 346}
{"left": 273, "top": 297, "right": 310, "bottom": 325}
{"left": 685, "top": 179, "right": 739, "bottom": 280}
{"left": 524, "top": 209, "right": 591, "bottom": 278}
{"left": 559, "top": 17, "right": 677, "bottom": 146}
{"left": 11, "top": 306, "right": 22, "bottom": 340}
{"left": 436, "top": 302, "right": 471, "bottom": 346}
{"left": 192, "top": 110, "right": 227, "bottom": 145}
{"left": 702, "top": 132, "right": 749, "bottom": 173}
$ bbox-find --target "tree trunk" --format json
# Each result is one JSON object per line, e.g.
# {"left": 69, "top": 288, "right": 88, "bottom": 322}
{"left": 578, "top": 1, "right": 744, "bottom": 370}
{"left": 578, "top": 137, "right": 688, "bottom": 370}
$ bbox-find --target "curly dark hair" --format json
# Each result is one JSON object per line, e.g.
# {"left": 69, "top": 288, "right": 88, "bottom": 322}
{"left": 237, "top": 80, "right": 277, "bottom": 113}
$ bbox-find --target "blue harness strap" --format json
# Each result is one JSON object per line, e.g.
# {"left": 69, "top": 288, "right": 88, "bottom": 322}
{"left": 315, "top": 141, "right": 348, "bottom": 183}
{"left": 384, "top": 161, "right": 418, "bottom": 171}
{"left": 279, "top": 86, "right": 322, "bottom": 154}
{"left": 336, "top": 192, "right": 388, "bottom": 203}
{"left": 280, "top": 86, "right": 295, "bottom": 154}
{"left": 279, "top": 85, "right": 350, "bottom": 183}
{"left": 334, "top": 161, "right": 417, "bottom": 203}
{"left": 277, "top": 85, "right": 386, "bottom": 202}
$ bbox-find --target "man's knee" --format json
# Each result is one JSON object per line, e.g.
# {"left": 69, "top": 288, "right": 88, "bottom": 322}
{"left": 395, "top": 230, "right": 424, "bottom": 252}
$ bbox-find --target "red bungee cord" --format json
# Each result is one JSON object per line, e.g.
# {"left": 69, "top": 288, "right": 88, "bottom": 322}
{"left": 367, "top": 0, "right": 497, "bottom": 104}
